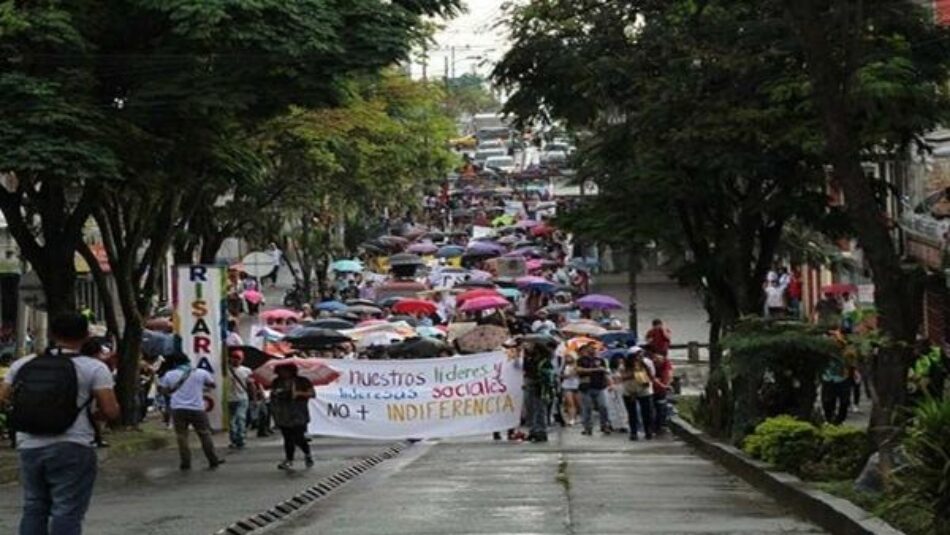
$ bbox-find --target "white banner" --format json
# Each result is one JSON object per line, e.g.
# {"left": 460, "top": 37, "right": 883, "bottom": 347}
{"left": 308, "top": 351, "right": 523, "bottom": 439}
{"left": 175, "top": 265, "right": 226, "bottom": 430}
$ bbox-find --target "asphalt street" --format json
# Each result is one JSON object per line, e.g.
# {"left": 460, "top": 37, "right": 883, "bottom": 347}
{"left": 271, "top": 429, "right": 824, "bottom": 535}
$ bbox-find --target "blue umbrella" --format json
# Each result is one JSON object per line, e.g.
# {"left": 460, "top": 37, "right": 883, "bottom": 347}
{"left": 315, "top": 300, "right": 346, "bottom": 312}
{"left": 331, "top": 259, "right": 363, "bottom": 273}
{"left": 498, "top": 287, "right": 521, "bottom": 300}
{"left": 436, "top": 245, "right": 465, "bottom": 258}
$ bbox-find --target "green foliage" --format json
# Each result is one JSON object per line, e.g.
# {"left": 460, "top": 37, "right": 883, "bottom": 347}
{"left": 743, "top": 416, "right": 822, "bottom": 473}
{"left": 818, "top": 480, "right": 933, "bottom": 535}
{"left": 801, "top": 425, "right": 872, "bottom": 481}
{"left": 444, "top": 74, "right": 499, "bottom": 117}
{"left": 894, "top": 398, "right": 950, "bottom": 533}
{"left": 718, "top": 319, "right": 839, "bottom": 441}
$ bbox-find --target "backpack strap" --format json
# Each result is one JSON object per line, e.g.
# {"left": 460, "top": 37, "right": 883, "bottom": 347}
{"left": 160, "top": 368, "right": 193, "bottom": 396}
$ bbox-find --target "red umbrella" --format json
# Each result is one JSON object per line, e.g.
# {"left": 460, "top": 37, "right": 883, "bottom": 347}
{"left": 459, "top": 295, "right": 511, "bottom": 312}
{"left": 392, "top": 298, "right": 437, "bottom": 316}
{"left": 456, "top": 288, "right": 502, "bottom": 305}
{"left": 253, "top": 358, "right": 341, "bottom": 388}
{"left": 260, "top": 309, "right": 301, "bottom": 321}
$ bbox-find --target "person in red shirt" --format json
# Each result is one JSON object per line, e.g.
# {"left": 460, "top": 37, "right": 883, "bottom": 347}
{"left": 645, "top": 319, "right": 671, "bottom": 356}
{"left": 788, "top": 268, "right": 803, "bottom": 318}
{"left": 651, "top": 352, "right": 674, "bottom": 434}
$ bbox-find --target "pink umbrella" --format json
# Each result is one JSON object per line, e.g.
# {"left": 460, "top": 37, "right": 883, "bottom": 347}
{"left": 243, "top": 289, "right": 264, "bottom": 305}
{"left": 356, "top": 319, "right": 387, "bottom": 327}
{"left": 253, "top": 358, "right": 341, "bottom": 388}
{"left": 407, "top": 241, "right": 439, "bottom": 255}
{"left": 459, "top": 295, "right": 511, "bottom": 312}
{"left": 260, "top": 309, "right": 302, "bottom": 321}
{"left": 526, "top": 259, "right": 544, "bottom": 272}
{"left": 516, "top": 275, "right": 550, "bottom": 288}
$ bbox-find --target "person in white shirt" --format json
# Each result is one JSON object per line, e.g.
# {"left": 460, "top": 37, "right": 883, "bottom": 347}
{"left": 763, "top": 279, "right": 787, "bottom": 318}
{"left": 531, "top": 310, "right": 557, "bottom": 335}
{"left": 225, "top": 319, "right": 244, "bottom": 348}
{"left": 159, "top": 352, "right": 223, "bottom": 470}
{"left": 227, "top": 350, "right": 256, "bottom": 450}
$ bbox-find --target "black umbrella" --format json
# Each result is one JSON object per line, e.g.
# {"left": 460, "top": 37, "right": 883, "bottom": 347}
{"left": 331, "top": 311, "right": 361, "bottom": 322}
{"left": 386, "top": 337, "right": 449, "bottom": 359}
{"left": 284, "top": 326, "right": 351, "bottom": 349}
{"left": 360, "top": 241, "right": 387, "bottom": 254}
{"left": 345, "top": 299, "right": 378, "bottom": 307}
{"left": 233, "top": 346, "right": 280, "bottom": 370}
{"left": 454, "top": 280, "right": 496, "bottom": 289}
{"left": 346, "top": 304, "right": 383, "bottom": 315}
{"left": 304, "top": 318, "right": 355, "bottom": 330}
{"left": 389, "top": 253, "right": 424, "bottom": 267}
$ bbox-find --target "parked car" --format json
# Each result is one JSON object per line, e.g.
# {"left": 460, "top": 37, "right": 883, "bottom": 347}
{"left": 540, "top": 150, "right": 568, "bottom": 168}
{"left": 474, "top": 148, "right": 507, "bottom": 167}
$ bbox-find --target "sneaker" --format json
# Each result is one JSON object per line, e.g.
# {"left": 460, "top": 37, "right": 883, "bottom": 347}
{"left": 493, "top": 432, "right": 502, "bottom": 441}
{"left": 179, "top": 463, "right": 192, "bottom": 471}
{"left": 581, "top": 429, "right": 593, "bottom": 436}
{"left": 601, "top": 426, "right": 612, "bottom": 435}
{"left": 278, "top": 460, "right": 293, "bottom": 470}
{"left": 209, "top": 459, "right": 226, "bottom": 470}
{"left": 629, "top": 434, "right": 639, "bottom": 441}
{"left": 305, "top": 456, "right": 314, "bottom": 468}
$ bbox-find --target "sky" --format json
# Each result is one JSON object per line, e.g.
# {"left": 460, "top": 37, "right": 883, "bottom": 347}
{"left": 409, "top": 0, "right": 510, "bottom": 81}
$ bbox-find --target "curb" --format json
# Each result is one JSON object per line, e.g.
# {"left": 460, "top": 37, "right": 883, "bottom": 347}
{"left": 214, "top": 440, "right": 412, "bottom": 535}
{"left": 669, "top": 416, "right": 903, "bottom": 535}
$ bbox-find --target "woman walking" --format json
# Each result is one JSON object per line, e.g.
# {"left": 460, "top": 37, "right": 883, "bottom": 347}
{"left": 561, "top": 354, "right": 581, "bottom": 425}
{"left": 622, "top": 348, "right": 655, "bottom": 440}
{"left": 270, "top": 363, "right": 314, "bottom": 470}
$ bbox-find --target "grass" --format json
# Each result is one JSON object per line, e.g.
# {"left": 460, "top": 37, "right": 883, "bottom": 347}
{"left": 674, "top": 394, "right": 701, "bottom": 426}
{"left": 555, "top": 458, "right": 570, "bottom": 491}
{"left": 817, "top": 480, "right": 935, "bottom": 535}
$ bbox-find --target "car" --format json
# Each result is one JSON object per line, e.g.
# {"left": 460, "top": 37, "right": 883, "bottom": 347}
{"left": 449, "top": 135, "right": 478, "bottom": 150}
{"left": 476, "top": 126, "right": 510, "bottom": 142}
{"left": 540, "top": 150, "right": 568, "bottom": 168}
{"left": 544, "top": 142, "right": 574, "bottom": 154}
{"left": 477, "top": 139, "right": 505, "bottom": 150}
{"left": 474, "top": 148, "right": 507, "bottom": 167}
{"left": 484, "top": 155, "right": 518, "bottom": 174}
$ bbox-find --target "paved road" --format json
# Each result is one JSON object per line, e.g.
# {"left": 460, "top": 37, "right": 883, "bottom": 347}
{"left": 273, "top": 428, "right": 823, "bottom": 535}
{"left": 0, "top": 435, "right": 395, "bottom": 535}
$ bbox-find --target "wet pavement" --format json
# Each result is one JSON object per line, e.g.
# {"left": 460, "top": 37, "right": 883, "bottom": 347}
{"left": 0, "top": 434, "right": 396, "bottom": 535}
{"left": 272, "top": 428, "right": 824, "bottom": 535}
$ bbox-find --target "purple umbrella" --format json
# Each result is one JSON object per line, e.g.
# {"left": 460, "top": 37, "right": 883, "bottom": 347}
{"left": 505, "top": 247, "right": 544, "bottom": 259}
{"left": 467, "top": 241, "right": 507, "bottom": 255}
{"left": 576, "top": 294, "right": 624, "bottom": 310}
{"left": 516, "top": 276, "right": 557, "bottom": 293}
{"left": 407, "top": 241, "right": 438, "bottom": 255}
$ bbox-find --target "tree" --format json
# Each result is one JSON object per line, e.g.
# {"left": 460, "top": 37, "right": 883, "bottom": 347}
{"left": 444, "top": 74, "right": 500, "bottom": 117}
{"left": 781, "top": 0, "right": 950, "bottom": 465}
{"left": 495, "top": 0, "right": 832, "bottom": 365}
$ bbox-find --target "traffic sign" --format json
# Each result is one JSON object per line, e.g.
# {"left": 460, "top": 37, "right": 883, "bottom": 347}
{"left": 241, "top": 251, "right": 277, "bottom": 278}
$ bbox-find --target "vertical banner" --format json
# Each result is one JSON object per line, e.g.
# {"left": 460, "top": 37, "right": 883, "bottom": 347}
{"left": 308, "top": 351, "right": 523, "bottom": 440}
{"left": 175, "top": 265, "right": 225, "bottom": 430}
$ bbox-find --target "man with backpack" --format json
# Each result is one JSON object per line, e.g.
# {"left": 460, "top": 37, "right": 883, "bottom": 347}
{"left": 0, "top": 312, "right": 120, "bottom": 535}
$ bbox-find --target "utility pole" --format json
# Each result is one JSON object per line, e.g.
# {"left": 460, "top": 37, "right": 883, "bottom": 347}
{"left": 421, "top": 42, "right": 428, "bottom": 81}
{"left": 450, "top": 46, "right": 456, "bottom": 79}
{"left": 444, "top": 55, "right": 449, "bottom": 88}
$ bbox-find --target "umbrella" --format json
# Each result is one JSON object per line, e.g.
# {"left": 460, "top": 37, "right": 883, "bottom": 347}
{"left": 407, "top": 241, "right": 439, "bottom": 255}
{"left": 378, "top": 296, "right": 404, "bottom": 308}
{"left": 498, "top": 287, "right": 521, "bottom": 300}
{"left": 562, "top": 321, "right": 607, "bottom": 336}
{"left": 330, "top": 259, "right": 363, "bottom": 273}
{"left": 416, "top": 325, "right": 447, "bottom": 339}
{"left": 576, "top": 294, "right": 624, "bottom": 310}
{"left": 141, "top": 329, "right": 176, "bottom": 357}
{"left": 425, "top": 230, "right": 446, "bottom": 242}
{"left": 243, "top": 289, "right": 264, "bottom": 305}
{"left": 468, "top": 269, "right": 494, "bottom": 281}
{"left": 516, "top": 276, "right": 557, "bottom": 293}
{"left": 253, "top": 358, "right": 341, "bottom": 388}
{"left": 526, "top": 259, "right": 544, "bottom": 272}
{"left": 378, "top": 235, "right": 410, "bottom": 248}
{"left": 284, "top": 327, "right": 352, "bottom": 349}
{"left": 346, "top": 304, "right": 383, "bottom": 316}
{"left": 356, "top": 318, "right": 387, "bottom": 327}
{"left": 454, "top": 280, "right": 496, "bottom": 289}
{"left": 357, "top": 331, "right": 405, "bottom": 349}
{"left": 387, "top": 337, "right": 450, "bottom": 359}
{"left": 304, "top": 318, "right": 355, "bottom": 330}
{"left": 436, "top": 245, "right": 465, "bottom": 258}
{"left": 566, "top": 336, "right": 606, "bottom": 353}
{"left": 260, "top": 309, "right": 302, "bottom": 321}
{"left": 521, "top": 333, "right": 560, "bottom": 349}
{"left": 331, "top": 311, "right": 361, "bottom": 322}
{"left": 455, "top": 324, "right": 510, "bottom": 354}
{"left": 539, "top": 303, "right": 576, "bottom": 315}
{"left": 345, "top": 298, "right": 378, "bottom": 306}
{"left": 597, "top": 330, "right": 638, "bottom": 349}
{"left": 389, "top": 253, "right": 424, "bottom": 267}
{"left": 457, "top": 288, "right": 502, "bottom": 305}
{"left": 360, "top": 242, "right": 387, "bottom": 254}
{"left": 388, "top": 315, "right": 419, "bottom": 327}
{"left": 497, "top": 235, "right": 520, "bottom": 245}
{"left": 467, "top": 241, "right": 507, "bottom": 255}
{"left": 392, "top": 299, "right": 437, "bottom": 316}
{"left": 145, "top": 317, "right": 173, "bottom": 333}
{"left": 232, "top": 346, "right": 280, "bottom": 370}
{"left": 507, "top": 247, "right": 544, "bottom": 259}
{"left": 315, "top": 300, "right": 347, "bottom": 312}
{"left": 821, "top": 283, "right": 858, "bottom": 296}
{"left": 459, "top": 295, "right": 511, "bottom": 312}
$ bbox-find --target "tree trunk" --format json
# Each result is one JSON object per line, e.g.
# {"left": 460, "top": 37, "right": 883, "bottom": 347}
{"left": 34, "top": 259, "right": 78, "bottom": 319}
{"left": 199, "top": 233, "right": 226, "bottom": 264}
{"left": 77, "top": 242, "right": 120, "bottom": 337}
{"left": 626, "top": 247, "right": 639, "bottom": 332}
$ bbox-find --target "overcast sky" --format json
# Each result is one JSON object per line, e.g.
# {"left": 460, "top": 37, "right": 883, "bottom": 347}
{"left": 409, "top": 0, "right": 510, "bottom": 81}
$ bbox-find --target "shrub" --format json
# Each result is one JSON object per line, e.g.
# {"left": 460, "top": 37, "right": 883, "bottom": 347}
{"left": 743, "top": 415, "right": 821, "bottom": 473}
{"left": 801, "top": 424, "right": 871, "bottom": 480}
{"left": 895, "top": 398, "right": 950, "bottom": 534}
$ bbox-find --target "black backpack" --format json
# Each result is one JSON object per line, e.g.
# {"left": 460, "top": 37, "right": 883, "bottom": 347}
{"left": 9, "top": 349, "right": 91, "bottom": 435}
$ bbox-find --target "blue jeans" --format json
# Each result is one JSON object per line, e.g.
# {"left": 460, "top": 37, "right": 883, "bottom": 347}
{"left": 580, "top": 388, "right": 609, "bottom": 431}
{"left": 18, "top": 442, "right": 97, "bottom": 535}
{"left": 228, "top": 399, "right": 249, "bottom": 448}
{"left": 524, "top": 387, "right": 548, "bottom": 436}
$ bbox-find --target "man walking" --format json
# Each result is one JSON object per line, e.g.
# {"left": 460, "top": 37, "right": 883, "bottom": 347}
{"left": 227, "top": 349, "right": 256, "bottom": 450}
{"left": 0, "top": 312, "right": 120, "bottom": 535}
{"left": 159, "top": 352, "right": 224, "bottom": 470}
{"left": 575, "top": 342, "right": 610, "bottom": 435}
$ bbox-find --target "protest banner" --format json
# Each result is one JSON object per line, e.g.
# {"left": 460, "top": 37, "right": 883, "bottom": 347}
{"left": 308, "top": 351, "right": 523, "bottom": 439}
{"left": 175, "top": 265, "right": 225, "bottom": 430}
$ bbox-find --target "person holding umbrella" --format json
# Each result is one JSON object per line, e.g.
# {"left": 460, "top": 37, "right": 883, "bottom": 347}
{"left": 270, "top": 362, "right": 315, "bottom": 470}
